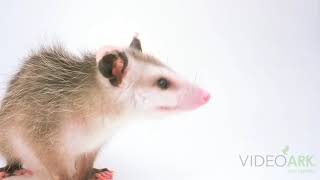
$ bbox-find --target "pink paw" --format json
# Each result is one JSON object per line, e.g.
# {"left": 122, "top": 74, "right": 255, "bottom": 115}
{"left": 13, "top": 169, "right": 33, "bottom": 176}
{"left": 0, "top": 167, "right": 32, "bottom": 180}
{"left": 93, "top": 168, "right": 113, "bottom": 180}
{"left": 0, "top": 171, "right": 9, "bottom": 180}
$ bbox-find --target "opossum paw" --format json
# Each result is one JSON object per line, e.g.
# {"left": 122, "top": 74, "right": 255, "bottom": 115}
{"left": 93, "top": 168, "right": 113, "bottom": 180}
{"left": 0, "top": 171, "right": 9, "bottom": 179}
{"left": 0, "top": 165, "right": 33, "bottom": 179}
{"left": 12, "top": 169, "right": 33, "bottom": 176}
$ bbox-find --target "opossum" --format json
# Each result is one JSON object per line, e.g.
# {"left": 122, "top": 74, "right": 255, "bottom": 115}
{"left": 0, "top": 36, "right": 210, "bottom": 180}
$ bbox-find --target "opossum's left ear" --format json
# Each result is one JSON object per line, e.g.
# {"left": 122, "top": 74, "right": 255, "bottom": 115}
{"left": 129, "top": 35, "right": 142, "bottom": 52}
{"left": 96, "top": 48, "right": 128, "bottom": 87}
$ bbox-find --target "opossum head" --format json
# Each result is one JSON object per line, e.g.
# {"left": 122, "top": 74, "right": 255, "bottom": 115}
{"left": 96, "top": 36, "right": 210, "bottom": 119}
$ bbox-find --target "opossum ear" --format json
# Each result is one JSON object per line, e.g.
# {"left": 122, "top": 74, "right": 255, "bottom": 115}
{"left": 129, "top": 35, "right": 142, "bottom": 52}
{"left": 97, "top": 51, "right": 128, "bottom": 87}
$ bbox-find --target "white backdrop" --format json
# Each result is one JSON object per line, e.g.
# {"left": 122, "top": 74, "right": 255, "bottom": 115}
{"left": 0, "top": 0, "right": 319, "bottom": 180}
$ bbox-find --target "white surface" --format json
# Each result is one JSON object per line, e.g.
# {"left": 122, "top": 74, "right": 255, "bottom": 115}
{"left": 0, "top": 0, "right": 319, "bottom": 179}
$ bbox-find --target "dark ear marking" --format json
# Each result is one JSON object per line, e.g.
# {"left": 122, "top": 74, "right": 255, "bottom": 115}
{"left": 129, "top": 36, "right": 142, "bottom": 52}
{"left": 98, "top": 51, "right": 128, "bottom": 86}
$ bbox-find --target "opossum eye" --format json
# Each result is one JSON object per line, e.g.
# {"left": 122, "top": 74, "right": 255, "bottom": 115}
{"left": 157, "top": 78, "right": 170, "bottom": 90}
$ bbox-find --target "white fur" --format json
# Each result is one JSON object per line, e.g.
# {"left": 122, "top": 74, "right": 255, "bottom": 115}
{"left": 62, "top": 116, "right": 123, "bottom": 156}
{"left": 8, "top": 132, "right": 48, "bottom": 180}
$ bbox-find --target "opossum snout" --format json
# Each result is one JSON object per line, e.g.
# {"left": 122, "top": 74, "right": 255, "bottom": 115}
{"left": 200, "top": 90, "right": 211, "bottom": 104}
{"left": 178, "top": 87, "right": 210, "bottom": 111}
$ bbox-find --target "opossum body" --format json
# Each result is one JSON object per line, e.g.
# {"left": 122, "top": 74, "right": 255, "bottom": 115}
{"left": 0, "top": 37, "right": 210, "bottom": 180}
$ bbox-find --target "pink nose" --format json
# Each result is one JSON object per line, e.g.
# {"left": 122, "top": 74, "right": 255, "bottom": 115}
{"left": 178, "top": 88, "right": 211, "bottom": 111}
{"left": 201, "top": 91, "right": 211, "bottom": 104}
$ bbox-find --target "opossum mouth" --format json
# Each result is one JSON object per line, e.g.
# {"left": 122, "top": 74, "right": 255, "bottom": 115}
{"left": 157, "top": 106, "right": 178, "bottom": 111}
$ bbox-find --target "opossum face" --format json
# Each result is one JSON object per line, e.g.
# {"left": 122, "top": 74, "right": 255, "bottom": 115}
{"left": 127, "top": 59, "right": 210, "bottom": 117}
{"left": 96, "top": 37, "right": 210, "bottom": 118}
